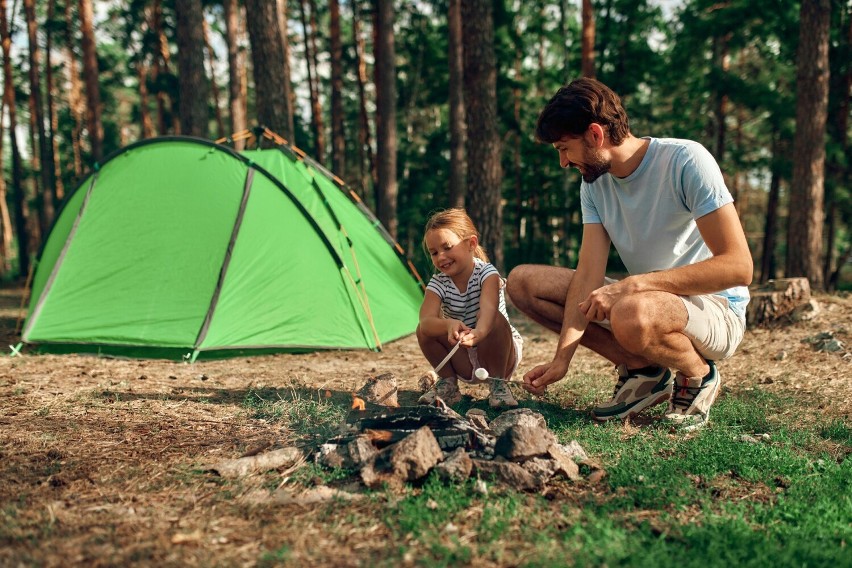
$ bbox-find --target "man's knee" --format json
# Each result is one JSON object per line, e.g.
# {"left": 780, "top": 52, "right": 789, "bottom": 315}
{"left": 610, "top": 293, "right": 685, "bottom": 349}
{"left": 506, "top": 265, "right": 534, "bottom": 308}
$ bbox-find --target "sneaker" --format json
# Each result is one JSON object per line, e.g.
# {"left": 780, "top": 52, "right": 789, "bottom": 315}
{"left": 591, "top": 364, "right": 673, "bottom": 422}
{"left": 663, "top": 361, "right": 720, "bottom": 432}
{"left": 488, "top": 379, "right": 518, "bottom": 409}
{"left": 418, "top": 376, "right": 462, "bottom": 406}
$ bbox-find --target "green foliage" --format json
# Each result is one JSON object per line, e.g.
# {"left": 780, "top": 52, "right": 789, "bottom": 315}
{"left": 1, "top": 0, "right": 850, "bottom": 284}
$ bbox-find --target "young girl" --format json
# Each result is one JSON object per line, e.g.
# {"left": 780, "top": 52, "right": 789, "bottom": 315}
{"left": 417, "top": 208, "right": 524, "bottom": 409}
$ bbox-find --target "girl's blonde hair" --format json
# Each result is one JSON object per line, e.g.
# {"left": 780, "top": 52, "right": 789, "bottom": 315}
{"left": 422, "top": 208, "right": 489, "bottom": 262}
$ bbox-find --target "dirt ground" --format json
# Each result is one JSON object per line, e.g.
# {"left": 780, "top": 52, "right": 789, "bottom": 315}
{"left": 0, "top": 285, "right": 850, "bottom": 565}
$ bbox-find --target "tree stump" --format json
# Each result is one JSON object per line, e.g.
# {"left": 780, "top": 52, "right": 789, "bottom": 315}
{"left": 746, "top": 278, "right": 811, "bottom": 327}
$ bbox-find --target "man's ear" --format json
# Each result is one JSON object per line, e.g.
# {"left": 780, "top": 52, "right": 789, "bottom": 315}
{"left": 587, "top": 123, "right": 606, "bottom": 147}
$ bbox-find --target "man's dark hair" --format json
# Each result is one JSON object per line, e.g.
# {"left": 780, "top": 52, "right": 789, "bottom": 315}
{"left": 535, "top": 78, "right": 630, "bottom": 145}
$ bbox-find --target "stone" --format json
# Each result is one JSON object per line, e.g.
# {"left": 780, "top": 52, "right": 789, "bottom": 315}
{"left": 361, "top": 426, "right": 444, "bottom": 488}
{"left": 472, "top": 459, "right": 541, "bottom": 492}
{"left": 417, "top": 370, "right": 438, "bottom": 393}
{"left": 522, "top": 457, "right": 557, "bottom": 485}
{"left": 465, "top": 408, "right": 489, "bottom": 431}
{"left": 494, "top": 424, "right": 556, "bottom": 461}
{"left": 357, "top": 373, "right": 400, "bottom": 407}
{"left": 434, "top": 447, "right": 473, "bottom": 482}
{"left": 557, "top": 440, "right": 588, "bottom": 462}
{"left": 489, "top": 408, "right": 547, "bottom": 438}
{"left": 547, "top": 444, "right": 582, "bottom": 481}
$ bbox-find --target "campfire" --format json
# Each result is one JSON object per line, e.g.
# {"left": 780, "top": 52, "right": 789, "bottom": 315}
{"left": 313, "top": 373, "right": 601, "bottom": 491}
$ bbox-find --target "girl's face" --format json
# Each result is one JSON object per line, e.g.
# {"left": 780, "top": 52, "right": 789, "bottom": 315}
{"left": 425, "top": 228, "right": 475, "bottom": 278}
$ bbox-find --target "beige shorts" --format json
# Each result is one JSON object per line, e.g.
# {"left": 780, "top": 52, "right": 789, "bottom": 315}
{"left": 678, "top": 294, "right": 745, "bottom": 360}
{"left": 598, "top": 277, "right": 745, "bottom": 361}
{"left": 465, "top": 335, "right": 524, "bottom": 382}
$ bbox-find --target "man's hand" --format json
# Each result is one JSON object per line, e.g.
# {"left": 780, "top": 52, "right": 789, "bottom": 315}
{"left": 522, "top": 358, "right": 570, "bottom": 396}
{"left": 579, "top": 279, "right": 632, "bottom": 322}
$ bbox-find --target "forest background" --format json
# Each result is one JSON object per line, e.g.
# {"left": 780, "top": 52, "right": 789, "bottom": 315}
{"left": 0, "top": 0, "right": 849, "bottom": 292}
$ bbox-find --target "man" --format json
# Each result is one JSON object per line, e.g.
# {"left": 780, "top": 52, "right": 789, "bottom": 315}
{"left": 507, "top": 78, "right": 752, "bottom": 431}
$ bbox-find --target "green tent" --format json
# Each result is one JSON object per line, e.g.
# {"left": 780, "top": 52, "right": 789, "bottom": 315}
{"left": 22, "top": 136, "right": 424, "bottom": 359}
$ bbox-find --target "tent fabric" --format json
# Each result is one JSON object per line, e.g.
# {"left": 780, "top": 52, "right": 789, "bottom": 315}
{"left": 23, "top": 136, "right": 424, "bottom": 358}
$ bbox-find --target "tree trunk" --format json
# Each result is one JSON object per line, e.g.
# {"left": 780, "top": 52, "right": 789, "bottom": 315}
{"left": 462, "top": 0, "right": 503, "bottom": 270}
{"left": 1, "top": 0, "right": 32, "bottom": 277}
{"left": 712, "top": 34, "right": 730, "bottom": 198}
{"left": 581, "top": 0, "right": 595, "bottom": 78}
{"left": 352, "top": 0, "right": 375, "bottom": 199}
{"left": 785, "top": 0, "right": 830, "bottom": 290}
{"left": 245, "top": 0, "right": 288, "bottom": 141}
{"left": 825, "top": 8, "right": 851, "bottom": 291}
{"left": 224, "top": 0, "right": 247, "bottom": 149}
{"left": 46, "top": 0, "right": 64, "bottom": 203}
{"left": 175, "top": 0, "right": 209, "bottom": 138}
{"left": 330, "top": 0, "right": 346, "bottom": 178}
{"left": 448, "top": 0, "right": 466, "bottom": 207}
{"left": 64, "top": 0, "right": 84, "bottom": 176}
{"left": 137, "top": 61, "right": 155, "bottom": 139}
{"left": 203, "top": 18, "right": 225, "bottom": 138}
{"left": 24, "top": 0, "right": 55, "bottom": 234}
{"left": 746, "top": 278, "right": 812, "bottom": 327}
{"left": 374, "top": 0, "right": 398, "bottom": 238}
{"left": 79, "top": 0, "right": 103, "bottom": 161}
{"left": 276, "top": 0, "right": 295, "bottom": 142}
{"left": 298, "top": 0, "right": 325, "bottom": 162}
{"left": 760, "top": 139, "right": 781, "bottom": 284}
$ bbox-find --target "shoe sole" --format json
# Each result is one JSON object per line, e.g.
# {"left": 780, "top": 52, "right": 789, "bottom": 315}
{"left": 592, "top": 391, "right": 672, "bottom": 422}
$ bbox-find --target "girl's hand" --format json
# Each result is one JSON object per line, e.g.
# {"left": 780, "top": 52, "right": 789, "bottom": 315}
{"left": 458, "top": 328, "right": 482, "bottom": 347}
{"left": 446, "top": 320, "right": 471, "bottom": 344}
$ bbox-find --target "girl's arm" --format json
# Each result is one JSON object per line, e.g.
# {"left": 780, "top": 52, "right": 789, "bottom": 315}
{"left": 459, "top": 274, "right": 500, "bottom": 347}
{"left": 419, "top": 290, "right": 469, "bottom": 343}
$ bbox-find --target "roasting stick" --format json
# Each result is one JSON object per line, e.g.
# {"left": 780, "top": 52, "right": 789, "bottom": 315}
{"left": 433, "top": 341, "right": 462, "bottom": 374}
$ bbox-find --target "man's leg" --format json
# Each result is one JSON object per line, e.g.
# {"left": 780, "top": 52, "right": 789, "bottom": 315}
{"left": 506, "top": 264, "right": 657, "bottom": 369}
{"left": 608, "top": 291, "right": 709, "bottom": 378}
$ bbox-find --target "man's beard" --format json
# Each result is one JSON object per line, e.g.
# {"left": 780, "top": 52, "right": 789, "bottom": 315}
{"left": 581, "top": 143, "right": 611, "bottom": 183}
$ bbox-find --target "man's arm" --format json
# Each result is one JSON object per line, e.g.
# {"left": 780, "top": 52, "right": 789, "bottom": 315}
{"left": 523, "top": 223, "right": 611, "bottom": 394}
{"left": 581, "top": 203, "right": 752, "bottom": 318}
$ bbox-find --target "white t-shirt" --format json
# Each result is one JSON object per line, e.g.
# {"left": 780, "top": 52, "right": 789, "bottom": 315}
{"left": 580, "top": 137, "right": 750, "bottom": 318}
{"left": 425, "top": 258, "right": 522, "bottom": 341}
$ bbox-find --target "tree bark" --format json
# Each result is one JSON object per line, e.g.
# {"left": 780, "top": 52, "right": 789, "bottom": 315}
{"left": 785, "top": 0, "right": 830, "bottom": 290}
{"left": 224, "top": 0, "right": 247, "bottom": 148}
{"left": 245, "top": 0, "right": 289, "bottom": 142}
{"left": 448, "top": 0, "right": 466, "bottom": 207}
{"left": 46, "top": 0, "right": 64, "bottom": 202}
{"left": 203, "top": 18, "right": 225, "bottom": 138}
{"left": 78, "top": 0, "right": 103, "bottom": 161}
{"left": 746, "top": 278, "right": 812, "bottom": 327}
{"left": 63, "top": 0, "right": 84, "bottom": 178}
{"left": 462, "top": 0, "right": 503, "bottom": 269}
{"left": 24, "top": 0, "right": 55, "bottom": 234}
{"left": 581, "top": 0, "right": 595, "bottom": 78}
{"left": 352, "top": 0, "right": 375, "bottom": 198}
{"left": 1, "top": 0, "right": 31, "bottom": 277}
{"left": 276, "top": 0, "right": 295, "bottom": 142}
{"left": 374, "top": 0, "right": 398, "bottom": 238}
{"left": 760, "top": 138, "right": 782, "bottom": 284}
{"left": 175, "top": 0, "right": 209, "bottom": 138}
{"left": 298, "top": 0, "right": 325, "bottom": 162}
{"left": 330, "top": 0, "right": 346, "bottom": 178}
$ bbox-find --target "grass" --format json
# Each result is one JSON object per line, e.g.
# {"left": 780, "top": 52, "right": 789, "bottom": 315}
{"left": 225, "top": 381, "right": 852, "bottom": 566}
{"left": 2, "top": 366, "right": 849, "bottom": 566}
